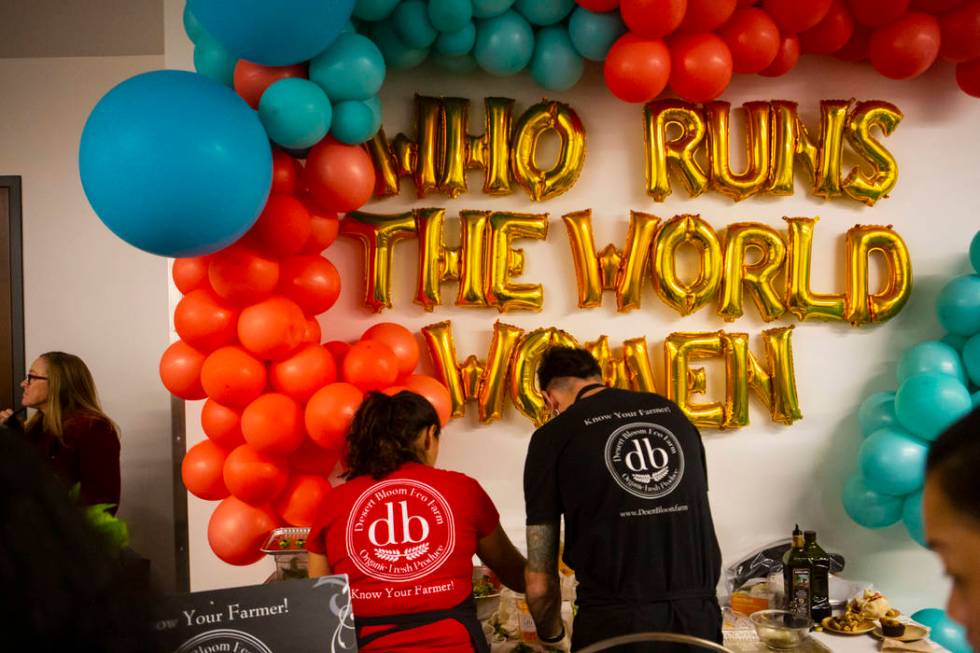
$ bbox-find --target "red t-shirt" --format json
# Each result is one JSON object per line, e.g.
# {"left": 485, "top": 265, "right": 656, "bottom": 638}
{"left": 307, "top": 462, "right": 499, "bottom": 652}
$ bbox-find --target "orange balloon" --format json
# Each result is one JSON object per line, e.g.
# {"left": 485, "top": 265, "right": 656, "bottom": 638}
{"left": 299, "top": 197, "right": 340, "bottom": 254}
{"left": 271, "top": 149, "right": 304, "bottom": 196}
{"left": 160, "top": 340, "right": 207, "bottom": 400}
{"left": 343, "top": 340, "right": 399, "bottom": 392}
{"left": 174, "top": 289, "right": 240, "bottom": 353}
{"left": 223, "top": 444, "right": 290, "bottom": 505}
{"left": 201, "top": 399, "right": 246, "bottom": 450}
{"left": 302, "top": 317, "right": 321, "bottom": 344}
{"left": 245, "top": 194, "right": 312, "bottom": 258}
{"left": 200, "top": 346, "right": 268, "bottom": 408}
{"left": 305, "top": 382, "right": 364, "bottom": 452}
{"left": 207, "top": 496, "right": 279, "bottom": 566}
{"left": 304, "top": 138, "right": 376, "bottom": 213}
{"left": 241, "top": 393, "right": 305, "bottom": 456}
{"left": 278, "top": 255, "right": 341, "bottom": 315}
{"left": 269, "top": 343, "right": 337, "bottom": 403}
{"left": 324, "top": 341, "right": 350, "bottom": 368}
{"left": 237, "top": 296, "right": 306, "bottom": 361}
{"left": 361, "top": 323, "right": 420, "bottom": 378}
{"left": 209, "top": 244, "right": 280, "bottom": 306}
{"left": 289, "top": 437, "right": 340, "bottom": 475}
{"left": 274, "top": 474, "right": 333, "bottom": 527}
{"left": 182, "top": 439, "right": 230, "bottom": 501}
{"left": 382, "top": 385, "right": 409, "bottom": 396}
{"left": 404, "top": 374, "right": 453, "bottom": 427}
{"left": 233, "top": 60, "right": 307, "bottom": 109}
{"left": 172, "top": 256, "right": 211, "bottom": 294}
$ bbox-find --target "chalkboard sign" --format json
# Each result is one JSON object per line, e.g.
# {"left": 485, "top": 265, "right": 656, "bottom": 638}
{"left": 153, "top": 575, "right": 357, "bottom": 653}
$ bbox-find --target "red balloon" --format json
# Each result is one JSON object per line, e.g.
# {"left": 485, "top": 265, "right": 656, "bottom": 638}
{"left": 324, "top": 341, "right": 351, "bottom": 368}
{"left": 290, "top": 437, "right": 340, "bottom": 475}
{"left": 201, "top": 399, "right": 246, "bottom": 450}
{"left": 603, "top": 33, "right": 671, "bottom": 103}
{"left": 717, "top": 8, "right": 781, "bottom": 72}
{"left": 277, "top": 255, "right": 341, "bottom": 315}
{"left": 669, "top": 33, "right": 734, "bottom": 101}
{"left": 911, "top": 0, "right": 965, "bottom": 12}
{"left": 233, "top": 60, "right": 307, "bottom": 109}
{"left": 223, "top": 444, "right": 290, "bottom": 505}
{"left": 271, "top": 149, "right": 303, "bottom": 196}
{"left": 302, "top": 317, "right": 321, "bottom": 344}
{"left": 869, "top": 12, "right": 941, "bottom": 78}
{"left": 940, "top": 1, "right": 980, "bottom": 62}
{"left": 208, "top": 244, "right": 280, "bottom": 306}
{"left": 172, "top": 257, "right": 210, "bottom": 294}
{"left": 160, "top": 340, "right": 207, "bottom": 400}
{"left": 736, "top": 0, "right": 758, "bottom": 5}
{"left": 834, "top": 25, "right": 871, "bottom": 60}
{"left": 576, "top": 0, "right": 619, "bottom": 10}
{"left": 182, "top": 440, "right": 230, "bottom": 501}
{"left": 620, "top": 0, "right": 688, "bottom": 38}
{"left": 207, "top": 496, "right": 279, "bottom": 566}
{"left": 241, "top": 393, "right": 305, "bottom": 456}
{"left": 274, "top": 474, "right": 333, "bottom": 527}
{"left": 200, "top": 346, "right": 268, "bottom": 408}
{"left": 382, "top": 385, "right": 410, "bottom": 396}
{"left": 305, "top": 382, "right": 364, "bottom": 451}
{"left": 343, "top": 340, "right": 399, "bottom": 391}
{"left": 299, "top": 197, "right": 340, "bottom": 254}
{"left": 237, "top": 296, "right": 307, "bottom": 361}
{"left": 763, "top": 0, "right": 832, "bottom": 32}
{"left": 678, "top": 0, "right": 737, "bottom": 32}
{"left": 799, "top": 0, "right": 855, "bottom": 53}
{"left": 760, "top": 33, "right": 801, "bottom": 74}
{"left": 174, "top": 289, "right": 240, "bottom": 353}
{"left": 361, "top": 323, "right": 420, "bottom": 378}
{"left": 847, "top": 0, "right": 911, "bottom": 28}
{"left": 270, "top": 343, "right": 338, "bottom": 403}
{"left": 403, "top": 375, "right": 453, "bottom": 427}
{"left": 304, "top": 139, "right": 376, "bottom": 213}
{"left": 956, "top": 57, "right": 980, "bottom": 96}
{"left": 246, "top": 194, "right": 312, "bottom": 258}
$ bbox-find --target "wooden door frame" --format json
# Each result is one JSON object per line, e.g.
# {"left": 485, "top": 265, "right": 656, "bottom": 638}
{"left": 0, "top": 176, "right": 25, "bottom": 411}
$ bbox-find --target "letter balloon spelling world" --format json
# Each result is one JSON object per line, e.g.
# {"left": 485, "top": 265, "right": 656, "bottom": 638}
{"left": 79, "top": 70, "right": 272, "bottom": 257}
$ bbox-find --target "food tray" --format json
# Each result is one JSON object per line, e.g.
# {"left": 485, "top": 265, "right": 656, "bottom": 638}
{"left": 260, "top": 527, "right": 311, "bottom": 554}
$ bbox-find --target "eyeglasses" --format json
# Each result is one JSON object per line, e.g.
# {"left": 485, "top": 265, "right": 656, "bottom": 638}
{"left": 25, "top": 374, "right": 48, "bottom": 384}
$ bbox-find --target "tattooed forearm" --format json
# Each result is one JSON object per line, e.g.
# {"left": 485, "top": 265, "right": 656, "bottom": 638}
{"left": 525, "top": 522, "right": 562, "bottom": 639}
{"left": 526, "top": 522, "right": 559, "bottom": 572}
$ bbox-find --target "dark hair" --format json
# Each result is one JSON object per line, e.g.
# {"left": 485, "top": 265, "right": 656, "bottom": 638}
{"left": 537, "top": 346, "right": 602, "bottom": 391}
{"left": 344, "top": 391, "right": 441, "bottom": 480}
{"left": 926, "top": 406, "right": 980, "bottom": 524}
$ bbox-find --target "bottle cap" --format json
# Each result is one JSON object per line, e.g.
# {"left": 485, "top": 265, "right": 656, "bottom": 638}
{"left": 804, "top": 530, "right": 817, "bottom": 542}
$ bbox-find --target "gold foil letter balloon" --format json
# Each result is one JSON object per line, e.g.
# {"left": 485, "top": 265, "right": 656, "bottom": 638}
{"left": 644, "top": 100, "right": 709, "bottom": 202}
{"left": 705, "top": 101, "right": 772, "bottom": 202}
{"left": 842, "top": 100, "right": 903, "bottom": 206}
{"left": 511, "top": 101, "right": 587, "bottom": 202}
{"left": 844, "top": 224, "right": 912, "bottom": 325}
{"left": 654, "top": 215, "right": 723, "bottom": 316}
{"left": 510, "top": 327, "right": 579, "bottom": 426}
{"left": 718, "top": 223, "right": 788, "bottom": 322}
{"left": 341, "top": 211, "right": 419, "bottom": 312}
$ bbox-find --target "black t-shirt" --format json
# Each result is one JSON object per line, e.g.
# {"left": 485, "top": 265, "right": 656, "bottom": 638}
{"left": 523, "top": 388, "right": 722, "bottom": 607}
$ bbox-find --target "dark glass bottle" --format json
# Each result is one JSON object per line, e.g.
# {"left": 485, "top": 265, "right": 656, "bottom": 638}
{"left": 804, "top": 530, "right": 831, "bottom": 622}
{"left": 783, "top": 525, "right": 811, "bottom": 621}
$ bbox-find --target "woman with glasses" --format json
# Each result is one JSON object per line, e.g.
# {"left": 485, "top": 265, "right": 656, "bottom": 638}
{"left": 1, "top": 352, "right": 120, "bottom": 510}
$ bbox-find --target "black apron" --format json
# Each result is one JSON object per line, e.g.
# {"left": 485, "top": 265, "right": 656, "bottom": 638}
{"left": 354, "top": 595, "right": 490, "bottom": 652}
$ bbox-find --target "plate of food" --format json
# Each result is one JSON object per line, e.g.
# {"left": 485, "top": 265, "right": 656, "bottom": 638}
{"left": 871, "top": 619, "right": 929, "bottom": 642}
{"left": 821, "top": 615, "right": 877, "bottom": 635}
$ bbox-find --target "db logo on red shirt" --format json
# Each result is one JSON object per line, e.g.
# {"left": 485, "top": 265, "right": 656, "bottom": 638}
{"left": 345, "top": 479, "right": 456, "bottom": 583}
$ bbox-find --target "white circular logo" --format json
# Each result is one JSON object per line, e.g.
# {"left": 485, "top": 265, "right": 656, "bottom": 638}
{"left": 604, "top": 422, "right": 685, "bottom": 499}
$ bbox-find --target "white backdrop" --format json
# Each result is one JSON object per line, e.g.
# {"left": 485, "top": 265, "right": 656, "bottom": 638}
{"left": 164, "top": 0, "right": 980, "bottom": 611}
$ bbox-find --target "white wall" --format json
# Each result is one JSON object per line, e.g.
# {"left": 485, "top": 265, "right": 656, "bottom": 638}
{"left": 0, "top": 54, "right": 176, "bottom": 591}
{"left": 164, "top": 0, "right": 980, "bottom": 612}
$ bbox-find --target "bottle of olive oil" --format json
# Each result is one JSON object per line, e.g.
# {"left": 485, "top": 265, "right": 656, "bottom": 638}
{"left": 804, "top": 530, "right": 831, "bottom": 622}
{"left": 783, "top": 525, "right": 811, "bottom": 621}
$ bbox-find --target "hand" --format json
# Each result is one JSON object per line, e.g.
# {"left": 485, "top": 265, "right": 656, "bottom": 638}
{"left": 0, "top": 409, "right": 13, "bottom": 424}
{"left": 538, "top": 621, "right": 571, "bottom": 652}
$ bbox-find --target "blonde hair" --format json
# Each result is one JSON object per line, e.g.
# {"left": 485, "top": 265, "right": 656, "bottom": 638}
{"left": 25, "top": 352, "right": 111, "bottom": 439}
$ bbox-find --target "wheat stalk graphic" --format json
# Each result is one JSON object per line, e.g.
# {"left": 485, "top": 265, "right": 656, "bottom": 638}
{"left": 373, "top": 542, "right": 430, "bottom": 562}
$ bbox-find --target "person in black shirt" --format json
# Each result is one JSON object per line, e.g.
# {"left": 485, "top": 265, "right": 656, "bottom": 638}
{"left": 523, "top": 346, "right": 723, "bottom": 651}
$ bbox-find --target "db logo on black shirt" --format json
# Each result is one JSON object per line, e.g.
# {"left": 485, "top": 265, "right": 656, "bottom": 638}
{"left": 604, "top": 422, "right": 685, "bottom": 500}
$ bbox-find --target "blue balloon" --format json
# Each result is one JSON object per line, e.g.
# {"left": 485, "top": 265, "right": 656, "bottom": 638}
{"left": 369, "top": 20, "right": 431, "bottom": 69}
{"left": 895, "top": 373, "right": 973, "bottom": 441}
{"left": 964, "top": 334, "right": 980, "bottom": 386}
{"left": 943, "top": 332, "right": 969, "bottom": 352}
{"left": 183, "top": 5, "right": 206, "bottom": 43}
{"left": 473, "top": 0, "right": 517, "bottom": 18}
{"left": 937, "top": 274, "right": 980, "bottom": 337}
{"left": 515, "top": 0, "right": 576, "bottom": 25}
{"left": 433, "top": 53, "right": 480, "bottom": 72}
{"left": 193, "top": 36, "right": 237, "bottom": 86}
{"left": 898, "top": 340, "right": 967, "bottom": 385}
{"left": 435, "top": 21, "right": 477, "bottom": 55}
{"left": 858, "top": 427, "right": 928, "bottom": 496}
{"left": 858, "top": 391, "right": 898, "bottom": 437}
{"left": 531, "top": 27, "right": 584, "bottom": 91}
{"left": 973, "top": 390, "right": 980, "bottom": 407}
{"left": 331, "top": 98, "right": 383, "bottom": 144}
{"left": 353, "top": 0, "right": 400, "bottom": 21}
{"left": 902, "top": 490, "right": 926, "bottom": 547}
{"left": 971, "top": 230, "right": 980, "bottom": 274}
{"left": 393, "top": 0, "right": 439, "bottom": 48}
{"left": 79, "top": 71, "right": 272, "bottom": 257}
{"left": 475, "top": 10, "right": 535, "bottom": 76}
{"left": 842, "top": 476, "right": 904, "bottom": 529}
{"left": 912, "top": 609, "right": 972, "bottom": 653}
{"left": 309, "top": 33, "right": 386, "bottom": 102}
{"left": 429, "top": 0, "right": 474, "bottom": 33}
{"left": 258, "top": 78, "right": 332, "bottom": 150}
{"left": 568, "top": 6, "right": 627, "bottom": 61}
{"left": 187, "top": 0, "right": 355, "bottom": 66}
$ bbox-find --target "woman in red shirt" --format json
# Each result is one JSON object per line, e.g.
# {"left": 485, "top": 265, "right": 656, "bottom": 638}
{"left": 307, "top": 391, "right": 526, "bottom": 652}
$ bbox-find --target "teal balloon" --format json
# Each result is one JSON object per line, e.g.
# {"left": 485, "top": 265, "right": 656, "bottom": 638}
{"left": 972, "top": 390, "right": 980, "bottom": 407}
{"left": 393, "top": 0, "right": 439, "bottom": 48}
{"left": 971, "top": 230, "right": 980, "bottom": 274}
{"left": 858, "top": 391, "right": 898, "bottom": 437}
{"left": 435, "top": 21, "right": 477, "bottom": 55}
{"left": 309, "top": 33, "right": 385, "bottom": 102}
{"left": 429, "top": 0, "right": 473, "bottom": 33}
{"left": 369, "top": 20, "right": 431, "bottom": 69}
{"left": 193, "top": 36, "right": 237, "bottom": 86}
{"left": 898, "top": 340, "right": 967, "bottom": 385}
{"left": 354, "top": 0, "right": 399, "bottom": 21}
{"left": 902, "top": 490, "right": 926, "bottom": 547}
{"left": 258, "top": 78, "right": 332, "bottom": 150}
{"left": 473, "top": 0, "right": 517, "bottom": 18}
{"left": 183, "top": 5, "right": 206, "bottom": 43}
{"left": 912, "top": 609, "right": 972, "bottom": 653}
{"left": 475, "top": 10, "right": 535, "bottom": 76}
{"left": 895, "top": 373, "right": 973, "bottom": 441}
{"left": 433, "top": 53, "right": 480, "bottom": 72}
{"left": 937, "top": 274, "right": 980, "bottom": 337}
{"left": 943, "top": 332, "right": 969, "bottom": 352}
{"left": 568, "top": 6, "right": 627, "bottom": 61}
{"left": 964, "top": 334, "right": 980, "bottom": 386}
{"left": 842, "top": 476, "right": 904, "bottom": 529}
{"left": 858, "top": 427, "right": 928, "bottom": 496}
{"left": 531, "top": 27, "right": 584, "bottom": 91}
{"left": 331, "top": 98, "right": 382, "bottom": 144}
{"left": 515, "top": 0, "right": 576, "bottom": 25}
